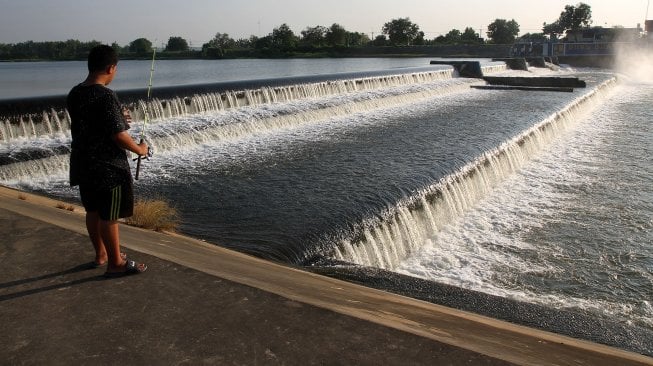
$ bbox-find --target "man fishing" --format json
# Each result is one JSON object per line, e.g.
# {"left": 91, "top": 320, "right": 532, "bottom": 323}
{"left": 67, "top": 44, "right": 148, "bottom": 277}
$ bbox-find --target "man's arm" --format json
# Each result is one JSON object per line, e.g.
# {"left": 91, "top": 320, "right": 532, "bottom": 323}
{"left": 112, "top": 131, "right": 148, "bottom": 156}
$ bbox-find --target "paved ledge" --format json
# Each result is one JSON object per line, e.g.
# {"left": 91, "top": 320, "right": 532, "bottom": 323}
{"left": 1, "top": 186, "right": 652, "bottom": 365}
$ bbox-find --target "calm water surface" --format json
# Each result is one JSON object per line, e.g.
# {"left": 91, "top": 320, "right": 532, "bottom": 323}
{"left": 0, "top": 57, "right": 446, "bottom": 99}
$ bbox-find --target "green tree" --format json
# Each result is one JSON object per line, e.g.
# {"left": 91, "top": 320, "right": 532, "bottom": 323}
{"left": 271, "top": 23, "right": 299, "bottom": 50}
{"left": 372, "top": 34, "right": 388, "bottom": 46}
{"left": 202, "top": 33, "right": 233, "bottom": 58}
{"left": 246, "top": 35, "right": 260, "bottom": 48}
{"left": 235, "top": 37, "right": 254, "bottom": 49}
{"left": 433, "top": 35, "right": 447, "bottom": 44}
{"left": 445, "top": 29, "right": 462, "bottom": 43}
{"left": 253, "top": 35, "right": 273, "bottom": 50}
{"left": 59, "top": 39, "right": 80, "bottom": 59}
{"left": 518, "top": 33, "right": 547, "bottom": 41}
{"left": 0, "top": 43, "right": 10, "bottom": 59}
{"left": 301, "top": 25, "right": 328, "bottom": 47}
{"left": 0, "top": 40, "right": 102, "bottom": 60}
{"left": 346, "top": 31, "right": 371, "bottom": 47}
{"left": 542, "top": 21, "right": 565, "bottom": 39}
{"left": 486, "top": 19, "right": 520, "bottom": 44}
{"left": 165, "top": 36, "right": 189, "bottom": 52}
{"left": 129, "top": 38, "right": 152, "bottom": 54}
{"left": 557, "top": 3, "right": 592, "bottom": 31}
{"left": 205, "top": 32, "right": 236, "bottom": 50}
{"left": 461, "top": 27, "right": 482, "bottom": 43}
{"left": 413, "top": 31, "right": 426, "bottom": 45}
{"left": 382, "top": 17, "right": 421, "bottom": 45}
{"left": 326, "top": 23, "right": 347, "bottom": 46}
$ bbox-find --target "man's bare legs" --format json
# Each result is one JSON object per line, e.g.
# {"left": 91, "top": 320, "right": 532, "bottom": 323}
{"left": 99, "top": 219, "right": 124, "bottom": 269}
{"left": 86, "top": 211, "right": 127, "bottom": 267}
{"left": 86, "top": 211, "right": 109, "bottom": 265}
{"left": 86, "top": 212, "right": 147, "bottom": 277}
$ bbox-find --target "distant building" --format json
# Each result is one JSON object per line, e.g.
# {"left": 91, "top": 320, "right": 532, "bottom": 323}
{"left": 563, "top": 26, "right": 642, "bottom": 43}
{"left": 510, "top": 24, "right": 648, "bottom": 59}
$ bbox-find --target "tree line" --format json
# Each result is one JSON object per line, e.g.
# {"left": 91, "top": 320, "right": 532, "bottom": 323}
{"left": 0, "top": 3, "right": 595, "bottom": 61}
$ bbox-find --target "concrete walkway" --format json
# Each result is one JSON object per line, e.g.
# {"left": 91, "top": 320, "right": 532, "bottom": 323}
{"left": 1, "top": 187, "right": 652, "bottom": 365}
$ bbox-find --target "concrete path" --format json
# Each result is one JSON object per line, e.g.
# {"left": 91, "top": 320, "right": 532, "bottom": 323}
{"left": 1, "top": 186, "right": 652, "bottom": 365}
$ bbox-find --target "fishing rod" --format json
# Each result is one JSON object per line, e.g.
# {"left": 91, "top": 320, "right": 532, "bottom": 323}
{"left": 135, "top": 47, "right": 156, "bottom": 180}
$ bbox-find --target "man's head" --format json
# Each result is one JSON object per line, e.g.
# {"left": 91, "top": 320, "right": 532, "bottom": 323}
{"left": 87, "top": 45, "right": 118, "bottom": 85}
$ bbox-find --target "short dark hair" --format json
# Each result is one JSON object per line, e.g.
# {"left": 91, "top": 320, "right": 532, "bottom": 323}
{"left": 87, "top": 45, "right": 118, "bottom": 72}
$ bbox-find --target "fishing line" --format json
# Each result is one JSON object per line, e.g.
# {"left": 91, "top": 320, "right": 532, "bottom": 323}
{"left": 135, "top": 47, "right": 156, "bottom": 180}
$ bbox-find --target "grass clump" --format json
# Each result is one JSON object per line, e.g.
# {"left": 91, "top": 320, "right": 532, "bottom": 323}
{"left": 55, "top": 203, "right": 75, "bottom": 211}
{"left": 126, "top": 199, "right": 179, "bottom": 232}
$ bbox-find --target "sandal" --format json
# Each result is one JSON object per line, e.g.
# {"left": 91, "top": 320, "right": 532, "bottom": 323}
{"left": 103, "top": 260, "right": 147, "bottom": 278}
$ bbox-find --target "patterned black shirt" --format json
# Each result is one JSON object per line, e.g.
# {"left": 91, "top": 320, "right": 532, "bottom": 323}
{"left": 67, "top": 84, "right": 131, "bottom": 189}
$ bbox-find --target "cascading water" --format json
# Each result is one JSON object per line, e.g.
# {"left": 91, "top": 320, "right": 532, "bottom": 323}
{"left": 332, "top": 77, "right": 617, "bottom": 269}
{"left": 128, "top": 69, "right": 459, "bottom": 123}
{"left": 0, "top": 68, "right": 459, "bottom": 143}
{"left": 0, "top": 66, "right": 488, "bottom": 182}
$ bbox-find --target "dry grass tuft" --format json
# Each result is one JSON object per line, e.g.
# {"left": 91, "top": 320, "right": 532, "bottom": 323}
{"left": 126, "top": 199, "right": 179, "bottom": 232}
{"left": 55, "top": 203, "right": 75, "bottom": 211}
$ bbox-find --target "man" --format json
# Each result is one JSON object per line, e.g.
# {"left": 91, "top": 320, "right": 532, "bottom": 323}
{"left": 67, "top": 45, "right": 148, "bottom": 277}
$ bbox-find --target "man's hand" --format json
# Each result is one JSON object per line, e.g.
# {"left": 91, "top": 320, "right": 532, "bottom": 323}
{"left": 137, "top": 141, "right": 149, "bottom": 156}
{"left": 113, "top": 131, "right": 148, "bottom": 156}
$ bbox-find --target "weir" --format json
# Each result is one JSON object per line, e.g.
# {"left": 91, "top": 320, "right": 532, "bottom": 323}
{"left": 135, "top": 76, "right": 486, "bottom": 156}
{"left": 0, "top": 77, "right": 483, "bottom": 182}
{"left": 0, "top": 64, "right": 509, "bottom": 142}
{"left": 0, "top": 65, "right": 612, "bottom": 252}
{"left": 0, "top": 65, "right": 509, "bottom": 171}
{"left": 0, "top": 68, "right": 615, "bottom": 262}
{"left": 332, "top": 77, "right": 618, "bottom": 270}
{"left": 133, "top": 68, "right": 458, "bottom": 123}
{"left": 0, "top": 68, "right": 460, "bottom": 143}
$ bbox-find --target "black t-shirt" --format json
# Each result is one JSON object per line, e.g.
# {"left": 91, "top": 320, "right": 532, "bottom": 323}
{"left": 67, "top": 84, "right": 131, "bottom": 188}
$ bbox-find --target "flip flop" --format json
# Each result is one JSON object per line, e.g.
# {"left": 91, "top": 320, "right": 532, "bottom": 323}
{"left": 103, "top": 260, "right": 147, "bottom": 278}
{"left": 92, "top": 252, "right": 128, "bottom": 268}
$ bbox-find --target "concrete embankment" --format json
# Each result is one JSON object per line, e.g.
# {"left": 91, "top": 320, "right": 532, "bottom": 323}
{"left": 471, "top": 76, "right": 587, "bottom": 92}
{"left": 482, "top": 76, "right": 587, "bottom": 88}
{"left": 1, "top": 186, "right": 652, "bottom": 365}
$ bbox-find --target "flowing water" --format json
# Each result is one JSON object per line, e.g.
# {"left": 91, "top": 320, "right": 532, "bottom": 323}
{"left": 0, "top": 57, "right": 446, "bottom": 99}
{"left": 394, "top": 79, "right": 653, "bottom": 331}
{"left": 1, "top": 59, "right": 651, "bottom": 353}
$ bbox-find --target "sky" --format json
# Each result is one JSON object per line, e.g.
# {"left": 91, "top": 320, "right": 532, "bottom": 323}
{"left": 0, "top": 0, "right": 650, "bottom": 47}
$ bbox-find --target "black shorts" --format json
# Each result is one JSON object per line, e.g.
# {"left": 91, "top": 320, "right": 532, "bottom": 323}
{"left": 79, "top": 181, "right": 134, "bottom": 221}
